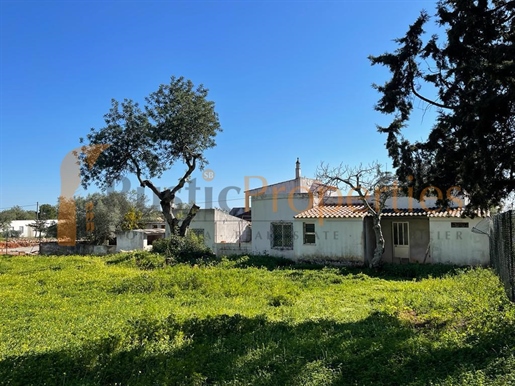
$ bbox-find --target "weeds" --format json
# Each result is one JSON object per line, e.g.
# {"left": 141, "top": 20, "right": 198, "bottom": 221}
{"left": 0, "top": 254, "right": 514, "bottom": 385}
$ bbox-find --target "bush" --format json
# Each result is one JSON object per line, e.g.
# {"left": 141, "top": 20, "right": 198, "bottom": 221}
{"left": 152, "top": 232, "right": 215, "bottom": 264}
{"left": 1, "top": 230, "right": 21, "bottom": 238}
{"left": 132, "top": 251, "right": 167, "bottom": 270}
{"left": 106, "top": 251, "right": 167, "bottom": 270}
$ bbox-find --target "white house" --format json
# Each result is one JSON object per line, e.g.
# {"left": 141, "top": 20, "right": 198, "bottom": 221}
{"left": 247, "top": 160, "right": 490, "bottom": 266}
{"left": 293, "top": 203, "right": 489, "bottom": 265}
{"left": 7, "top": 220, "right": 57, "bottom": 238}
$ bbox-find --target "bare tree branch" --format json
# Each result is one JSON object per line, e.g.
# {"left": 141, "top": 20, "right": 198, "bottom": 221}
{"left": 316, "top": 161, "right": 396, "bottom": 267}
{"left": 170, "top": 156, "right": 197, "bottom": 197}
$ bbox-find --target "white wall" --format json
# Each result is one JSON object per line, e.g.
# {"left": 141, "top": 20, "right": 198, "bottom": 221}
{"left": 246, "top": 177, "right": 324, "bottom": 210}
{"left": 187, "top": 209, "right": 251, "bottom": 252}
{"left": 251, "top": 193, "right": 312, "bottom": 258}
{"left": 214, "top": 242, "right": 252, "bottom": 256}
{"left": 214, "top": 210, "right": 251, "bottom": 244}
{"left": 429, "top": 218, "right": 490, "bottom": 265}
{"left": 9, "top": 220, "right": 35, "bottom": 237}
{"left": 8, "top": 220, "right": 57, "bottom": 238}
{"left": 187, "top": 209, "right": 216, "bottom": 250}
{"left": 116, "top": 231, "right": 147, "bottom": 252}
{"left": 293, "top": 218, "right": 365, "bottom": 263}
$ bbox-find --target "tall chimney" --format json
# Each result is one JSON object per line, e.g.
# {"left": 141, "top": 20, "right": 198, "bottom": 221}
{"left": 295, "top": 158, "right": 301, "bottom": 179}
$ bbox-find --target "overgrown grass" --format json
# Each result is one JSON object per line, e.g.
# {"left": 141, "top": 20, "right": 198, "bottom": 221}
{"left": 0, "top": 253, "right": 514, "bottom": 385}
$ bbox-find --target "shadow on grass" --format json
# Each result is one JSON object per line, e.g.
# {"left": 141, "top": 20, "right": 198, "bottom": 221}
{"left": 225, "top": 254, "right": 301, "bottom": 270}
{"left": 104, "top": 252, "right": 463, "bottom": 282}
{"left": 223, "top": 254, "right": 463, "bottom": 281}
{"left": 351, "top": 262, "right": 464, "bottom": 281}
{"left": 1, "top": 312, "right": 512, "bottom": 386}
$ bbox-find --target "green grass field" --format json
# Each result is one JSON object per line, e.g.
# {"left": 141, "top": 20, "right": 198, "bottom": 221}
{"left": 1, "top": 253, "right": 514, "bottom": 385}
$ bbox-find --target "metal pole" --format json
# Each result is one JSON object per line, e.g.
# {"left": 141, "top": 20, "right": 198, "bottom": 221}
{"left": 510, "top": 211, "right": 514, "bottom": 301}
{"left": 36, "top": 202, "right": 39, "bottom": 239}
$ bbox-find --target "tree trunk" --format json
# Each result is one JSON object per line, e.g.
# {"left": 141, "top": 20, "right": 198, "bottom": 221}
{"left": 138, "top": 158, "right": 200, "bottom": 238}
{"left": 160, "top": 198, "right": 200, "bottom": 237}
{"left": 160, "top": 199, "right": 179, "bottom": 236}
{"left": 179, "top": 204, "right": 200, "bottom": 236}
{"left": 370, "top": 214, "right": 385, "bottom": 268}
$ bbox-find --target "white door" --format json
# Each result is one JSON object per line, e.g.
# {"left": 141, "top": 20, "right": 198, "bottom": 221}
{"left": 393, "top": 222, "right": 409, "bottom": 259}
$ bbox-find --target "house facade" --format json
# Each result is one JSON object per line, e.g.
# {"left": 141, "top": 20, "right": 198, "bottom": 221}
{"left": 247, "top": 160, "right": 490, "bottom": 266}
{"left": 293, "top": 204, "right": 489, "bottom": 265}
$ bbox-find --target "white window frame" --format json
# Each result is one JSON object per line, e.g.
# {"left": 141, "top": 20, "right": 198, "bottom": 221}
{"left": 303, "top": 223, "right": 316, "bottom": 245}
{"left": 393, "top": 222, "right": 409, "bottom": 246}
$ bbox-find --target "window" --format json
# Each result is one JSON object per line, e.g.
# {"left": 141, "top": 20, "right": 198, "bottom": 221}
{"left": 303, "top": 223, "right": 316, "bottom": 244}
{"left": 393, "top": 222, "right": 409, "bottom": 246}
{"left": 18, "top": 226, "right": 24, "bottom": 233}
{"left": 451, "top": 222, "right": 469, "bottom": 228}
{"left": 271, "top": 222, "right": 293, "bottom": 249}
{"left": 190, "top": 228, "right": 205, "bottom": 239}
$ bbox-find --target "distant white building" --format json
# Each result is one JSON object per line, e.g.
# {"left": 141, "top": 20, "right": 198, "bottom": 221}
{"left": 7, "top": 220, "right": 57, "bottom": 238}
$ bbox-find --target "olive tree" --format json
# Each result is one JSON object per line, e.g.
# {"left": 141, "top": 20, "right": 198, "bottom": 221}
{"left": 78, "top": 76, "right": 222, "bottom": 236}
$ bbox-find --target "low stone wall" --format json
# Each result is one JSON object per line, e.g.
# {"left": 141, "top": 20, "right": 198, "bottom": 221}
{"left": 214, "top": 242, "right": 252, "bottom": 256}
{"left": 40, "top": 242, "right": 116, "bottom": 256}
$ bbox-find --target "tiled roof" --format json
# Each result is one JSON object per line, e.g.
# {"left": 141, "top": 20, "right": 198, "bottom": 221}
{"left": 383, "top": 207, "right": 466, "bottom": 217}
{"left": 295, "top": 205, "right": 368, "bottom": 219}
{"left": 294, "top": 205, "right": 469, "bottom": 219}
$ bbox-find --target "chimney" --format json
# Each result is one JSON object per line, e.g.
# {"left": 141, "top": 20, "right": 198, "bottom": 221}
{"left": 295, "top": 158, "right": 301, "bottom": 179}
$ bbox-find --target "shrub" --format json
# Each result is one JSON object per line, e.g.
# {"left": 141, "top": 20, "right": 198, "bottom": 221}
{"left": 2, "top": 230, "right": 21, "bottom": 238}
{"left": 132, "top": 251, "right": 167, "bottom": 270}
{"left": 106, "top": 251, "right": 167, "bottom": 270}
{"left": 152, "top": 232, "right": 215, "bottom": 264}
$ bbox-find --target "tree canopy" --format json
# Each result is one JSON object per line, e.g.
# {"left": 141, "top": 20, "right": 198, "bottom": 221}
{"left": 369, "top": 0, "right": 515, "bottom": 212}
{"left": 0, "top": 206, "right": 37, "bottom": 221}
{"left": 57, "top": 191, "right": 160, "bottom": 245}
{"left": 78, "top": 76, "right": 222, "bottom": 235}
{"left": 38, "top": 204, "right": 57, "bottom": 220}
{"left": 0, "top": 204, "right": 56, "bottom": 238}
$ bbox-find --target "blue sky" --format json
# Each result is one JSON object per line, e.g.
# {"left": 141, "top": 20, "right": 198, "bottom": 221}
{"left": 0, "top": 0, "right": 438, "bottom": 212}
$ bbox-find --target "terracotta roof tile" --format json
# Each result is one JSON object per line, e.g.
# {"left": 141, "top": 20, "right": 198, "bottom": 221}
{"left": 294, "top": 205, "right": 469, "bottom": 219}
{"left": 294, "top": 205, "right": 368, "bottom": 219}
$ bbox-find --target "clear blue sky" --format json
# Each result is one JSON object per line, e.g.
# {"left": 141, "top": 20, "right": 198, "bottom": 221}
{"left": 0, "top": 1, "right": 438, "bottom": 212}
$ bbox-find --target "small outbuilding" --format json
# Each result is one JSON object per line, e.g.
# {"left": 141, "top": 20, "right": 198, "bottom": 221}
{"left": 115, "top": 208, "right": 251, "bottom": 254}
{"left": 116, "top": 228, "right": 166, "bottom": 252}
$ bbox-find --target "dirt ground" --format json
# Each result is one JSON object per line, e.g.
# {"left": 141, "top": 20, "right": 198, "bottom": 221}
{"left": 0, "top": 240, "right": 40, "bottom": 255}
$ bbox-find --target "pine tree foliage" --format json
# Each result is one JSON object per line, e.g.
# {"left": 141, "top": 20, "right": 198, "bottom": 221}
{"left": 370, "top": 0, "right": 515, "bottom": 211}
